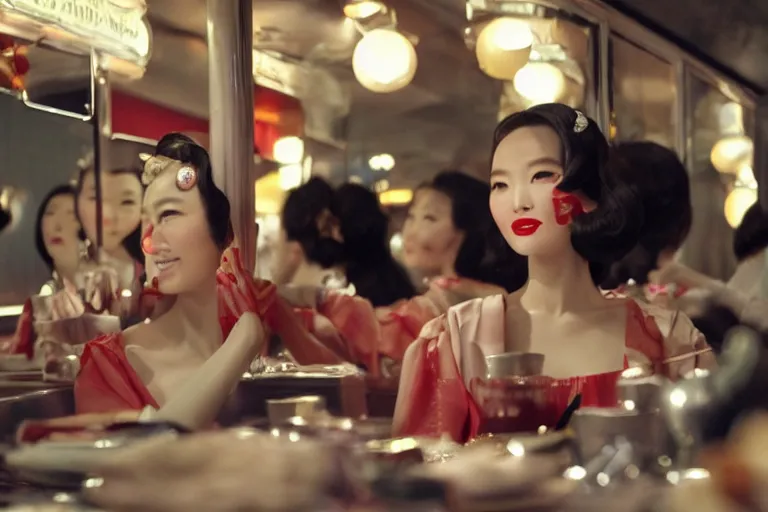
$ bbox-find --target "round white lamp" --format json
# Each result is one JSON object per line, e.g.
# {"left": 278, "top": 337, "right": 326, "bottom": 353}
{"left": 475, "top": 17, "right": 533, "bottom": 80}
{"left": 513, "top": 61, "right": 566, "bottom": 105}
{"left": 353, "top": 29, "right": 417, "bottom": 93}
{"left": 272, "top": 136, "right": 304, "bottom": 165}
{"left": 724, "top": 187, "right": 757, "bottom": 228}
{"left": 711, "top": 135, "right": 753, "bottom": 174}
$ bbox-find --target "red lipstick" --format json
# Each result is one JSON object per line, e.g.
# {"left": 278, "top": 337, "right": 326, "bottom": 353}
{"left": 511, "top": 218, "right": 542, "bottom": 236}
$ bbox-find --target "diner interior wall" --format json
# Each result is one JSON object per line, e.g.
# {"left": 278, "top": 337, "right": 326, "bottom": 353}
{"left": 0, "top": 94, "right": 92, "bottom": 306}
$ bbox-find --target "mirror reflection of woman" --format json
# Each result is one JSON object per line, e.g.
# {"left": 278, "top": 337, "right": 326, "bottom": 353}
{"left": 273, "top": 177, "right": 416, "bottom": 306}
{"left": 74, "top": 133, "right": 341, "bottom": 414}
{"left": 393, "top": 104, "right": 714, "bottom": 442}
{"left": 75, "top": 158, "right": 144, "bottom": 278}
{"left": 46, "top": 159, "right": 145, "bottom": 321}
{"left": 5, "top": 185, "right": 81, "bottom": 357}
{"left": 283, "top": 171, "right": 525, "bottom": 377}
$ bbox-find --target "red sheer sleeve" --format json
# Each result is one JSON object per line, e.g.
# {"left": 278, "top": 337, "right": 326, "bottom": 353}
{"left": 392, "top": 316, "right": 480, "bottom": 443}
{"left": 75, "top": 334, "right": 158, "bottom": 414}
{"left": 378, "top": 296, "right": 441, "bottom": 362}
{"left": 314, "top": 294, "right": 381, "bottom": 373}
{"left": 217, "top": 247, "right": 344, "bottom": 366}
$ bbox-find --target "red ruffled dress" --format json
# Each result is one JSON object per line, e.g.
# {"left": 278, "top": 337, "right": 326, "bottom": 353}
{"left": 75, "top": 248, "right": 342, "bottom": 413}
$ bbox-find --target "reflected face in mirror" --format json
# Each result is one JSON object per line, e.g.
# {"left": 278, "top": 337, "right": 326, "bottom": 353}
{"left": 77, "top": 170, "right": 142, "bottom": 253}
{"left": 141, "top": 168, "right": 221, "bottom": 295}
{"left": 38, "top": 189, "right": 80, "bottom": 273}
{"left": 490, "top": 125, "right": 572, "bottom": 257}
{"left": 401, "top": 188, "right": 462, "bottom": 275}
{"left": 270, "top": 227, "right": 302, "bottom": 285}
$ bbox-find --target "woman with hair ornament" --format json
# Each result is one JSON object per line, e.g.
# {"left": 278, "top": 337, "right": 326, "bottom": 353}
{"left": 392, "top": 104, "right": 714, "bottom": 443}
{"left": 74, "top": 133, "right": 343, "bottom": 415}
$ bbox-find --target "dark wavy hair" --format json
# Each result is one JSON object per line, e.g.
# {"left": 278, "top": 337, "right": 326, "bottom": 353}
{"left": 35, "top": 184, "right": 76, "bottom": 271}
{"left": 283, "top": 177, "right": 416, "bottom": 306}
{"left": 492, "top": 103, "right": 644, "bottom": 284}
{"left": 75, "top": 162, "right": 144, "bottom": 264}
{"left": 733, "top": 203, "right": 768, "bottom": 262}
{"left": 601, "top": 142, "right": 692, "bottom": 288}
{"left": 419, "top": 171, "right": 527, "bottom": 292}
{"left": 153, "top": 133, "right": 234, "bottom": 250}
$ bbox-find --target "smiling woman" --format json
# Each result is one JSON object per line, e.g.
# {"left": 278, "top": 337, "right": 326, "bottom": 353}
{"left": 74, "top": 133, "right": 343, "bottom": 415}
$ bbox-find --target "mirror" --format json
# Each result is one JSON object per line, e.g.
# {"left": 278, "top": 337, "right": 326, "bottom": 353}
{"left": 0, "top": 91, "right": 93, "bottom": 321}
{"left": 20, "top": 45, "right": 93, "bottom": 120}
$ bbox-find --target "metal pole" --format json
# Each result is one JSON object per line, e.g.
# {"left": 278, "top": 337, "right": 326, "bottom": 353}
{"left": 206, "top": 0, "right": 256, "bottom": 271}
{"left": 91, "top": 50, "right": 112, "bottom": 252}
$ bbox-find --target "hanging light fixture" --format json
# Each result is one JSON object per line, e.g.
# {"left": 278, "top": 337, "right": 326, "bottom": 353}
{"left": 475, "top": 17, "right": 533, "bottom": 80}
{"left": 513, "top": 61, "right": 566, "bottom": 105}
{"left": 272, "top": 136, "right": 304, "bottom": 165}
{"left": 711, "top": 135, "right": 753, "bottom": 174}
{"left": 352, "top": 28, "right": 417, "bottom": 93}
{"left": 711, "top": 102, "right": 753, "bottom": 174}
{"left": 343, "top": 0, "right": 386, "bottom": 20}
{"left": 724, "top": 187, "right": 757, "bottom": 228}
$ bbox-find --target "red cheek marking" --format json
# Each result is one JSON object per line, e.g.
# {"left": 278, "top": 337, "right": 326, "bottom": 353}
{"left": 141, "top": 224, "right": 155, "bottom": 254}
{"left": 552, "top": 189, "right": 585, "bottom": 226}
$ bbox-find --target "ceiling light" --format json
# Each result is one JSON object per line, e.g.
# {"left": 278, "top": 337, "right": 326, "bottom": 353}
{"left": 724, "top": 187, "right": 757, "bottom": 228}
{"left": 374, "top": 179, "right": 390, "bottom": 193}
{"left": 273, "top": 136, "right": 304, "bottom": 165}
{"left": 278, "top": 164, "right": 303, "bottom": 191}
{"left": 513, "top": 61, "right": 566, "bottom": 105}
{"left": 254, "top": 172, "right": 284, "bottom": 215}
{"left": 343, "top": 0, "right": 386, "bottom": 20}
{"left": 369, "top": 153, "right": 395, "bottom": 171}
{"left": 710, "top": 135, "right": 753, "bottom": 174}
{"left": 379, "top": 188, "right": 413, "bottom": 205}
{"left": 353, "top": 29, "right": 417, "bottom": 94}
{"left": 475, "top": 17, "right": 533, "bottom": 81}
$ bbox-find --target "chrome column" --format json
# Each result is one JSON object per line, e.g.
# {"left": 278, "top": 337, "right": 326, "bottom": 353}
{"left": 206, "top": 0, "right": 256, "bottom": 271}
{"left": 91, "top": 51, "right": 112, "bottom": 250}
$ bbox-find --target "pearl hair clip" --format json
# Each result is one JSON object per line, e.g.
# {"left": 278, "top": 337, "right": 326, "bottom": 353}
{"left": 139, "top": 153, "right": 198, "bottom": 190}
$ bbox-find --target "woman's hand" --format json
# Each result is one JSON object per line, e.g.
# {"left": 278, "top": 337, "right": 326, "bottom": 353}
{"left": 86, "top": 430, "right": 333, "bottom": 512}
{"left": 48, "top": 279, "right": 86, "bottom": 321}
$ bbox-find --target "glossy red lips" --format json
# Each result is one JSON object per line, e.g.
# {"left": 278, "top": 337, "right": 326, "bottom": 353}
{"left": 511, "top": 218, "right": 542, "bottom": 236}
{"left": 552, "top": 190, "right": 585, "bottom": 226}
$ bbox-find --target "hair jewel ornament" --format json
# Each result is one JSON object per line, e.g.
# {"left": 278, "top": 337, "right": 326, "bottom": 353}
{"left": 140, "top": 153, "right": 198, "bottom": 190}
{"left": 573, "top": 110, "right": 588, "bottom": 133}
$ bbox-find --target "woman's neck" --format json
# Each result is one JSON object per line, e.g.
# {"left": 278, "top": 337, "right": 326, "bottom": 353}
{"left": 290, "top": 261, "right": 342, "bottom": 287}
{"left": 156, "top": 276, "right": 222, "bottom": 358}
{"left": 521, "top": 246, "right": 604, "bottom": 315}
{"left": 105, "top": 245, "right": 134, "bottom": 265}
{"left": 54, "top": 262, "right": 78, "bottom": 285}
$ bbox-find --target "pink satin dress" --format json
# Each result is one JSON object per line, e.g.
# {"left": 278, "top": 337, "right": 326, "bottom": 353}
{"left": 392, "top": 295, "right": 714, "bottom": 443}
